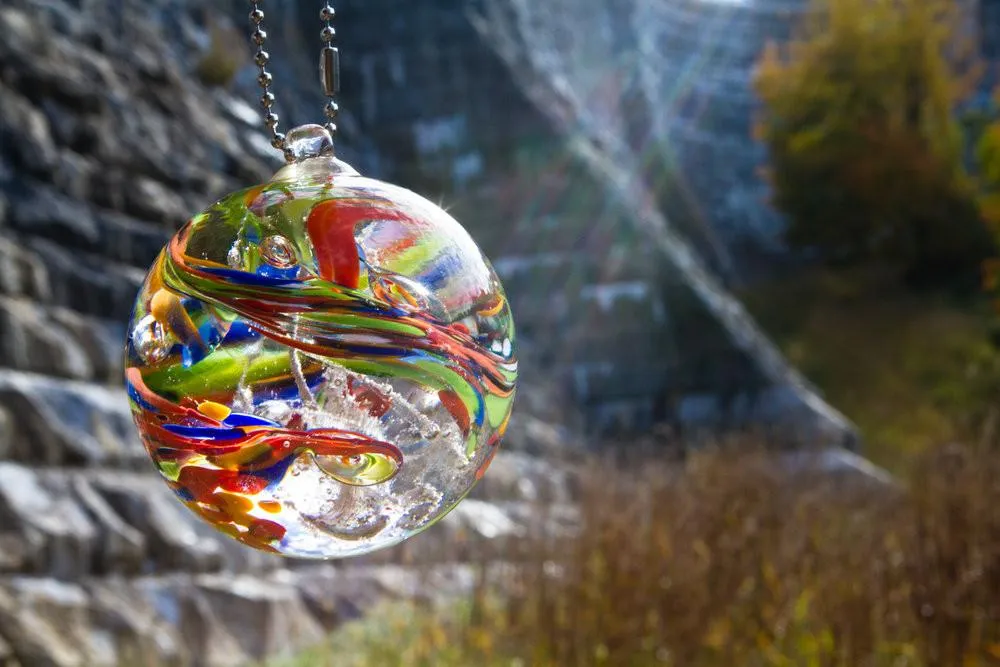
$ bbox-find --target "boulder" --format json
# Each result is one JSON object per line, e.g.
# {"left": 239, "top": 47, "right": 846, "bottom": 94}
{"left": 0, "top": 236, "right": 51, "bottom": 304}
{"left": 0, "top": 464, "right": 98, "bottom": 578}
{"left": 0, "top": 85, "right": 58, "bottom": 177}
{"left": 0, "top": 298, "right": 95, "bottom": 381}
{"left": 7, "top": 182, "right": 101, "bottom": 252}
{"left": 0, "top": 371, "right": 141, "bottom": 467}
{"left": 0, "top": 297, "right": 123, "bottom": 383}
{"left": 87, "top": 471, "right": 226, "bottom": 574}
{"left": 0, "top": 578, "right": 102, "bottom": 667}
{"left": 71, "top": 477, "right": 146, "bottom": 576}
{"left": 86, "top": 579, "right": 184, "bottom": 666}
{"left": 24, "top": 237, "right": 143, "bottom": 320}
{"left": 196, "top": 574, "right": 326, "bottom": 661}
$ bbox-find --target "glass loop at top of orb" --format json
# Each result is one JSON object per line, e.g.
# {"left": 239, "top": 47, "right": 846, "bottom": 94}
{"left": 284, "top": 124, "right": 335, "bottom": 163}
{"left": 124, "top": 151, "right": 517, "bottom": 558}
{"left": 248, "top": 2, "right": 343, "bottom": 153}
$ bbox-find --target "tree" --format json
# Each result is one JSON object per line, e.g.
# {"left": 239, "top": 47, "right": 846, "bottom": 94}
{"left": 753, "top": 0, "right": 993, "bottom": 287}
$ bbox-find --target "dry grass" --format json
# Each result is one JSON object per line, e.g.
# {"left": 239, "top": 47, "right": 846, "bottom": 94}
{"left": 282, "top": 443, "right": 1000, "bottom": 667}
{"left": 485, "top": 445, "right": 1000, "bottom": 666}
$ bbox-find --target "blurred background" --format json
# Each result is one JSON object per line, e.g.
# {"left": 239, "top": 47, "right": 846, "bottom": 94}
{"left": 1, "top": 0, "right": 1000, "bottom": 664}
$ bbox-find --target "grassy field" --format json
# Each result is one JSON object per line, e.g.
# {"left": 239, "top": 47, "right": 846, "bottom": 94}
{"left": 270, "top": 443, "right": 1000, "bottom": 667}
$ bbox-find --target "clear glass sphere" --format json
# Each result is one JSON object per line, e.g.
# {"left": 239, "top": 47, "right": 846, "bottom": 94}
{"left": 124, "top": 155, "right": 517, "bottom": 558}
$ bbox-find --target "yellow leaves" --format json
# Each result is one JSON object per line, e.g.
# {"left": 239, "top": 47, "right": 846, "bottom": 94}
{"left": 702, "top": 616, "right": 732, "bottom": 650}
{"left": 762, "top": 561, "right": 782, "bottom": 594}
{"left": 754, "top": 0, "right": 977, "bottom": 134}
{"left": 787, "top": 124, "right": 832, "bottom": 156}
{"left": 753, "top": 41, "right": 788, "bottom": 102}
{"left": 425, "top": 619, "right": 448, "bottom": 651}
{"left": 737, "top": 575, "right": 757, "bottom": 600}
{"left": 466, "top": 625, "right": 495, "bottom": 656}
{"left": 792, "top": 590, "right": 814, "bottom": 623}
{"left": 758, "top": 40, "right": 782, "bottom": 71}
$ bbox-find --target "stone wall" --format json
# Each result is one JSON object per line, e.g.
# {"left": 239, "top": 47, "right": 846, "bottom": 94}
{"left": 0, "top": 2, "right": 579, "bottom": 664}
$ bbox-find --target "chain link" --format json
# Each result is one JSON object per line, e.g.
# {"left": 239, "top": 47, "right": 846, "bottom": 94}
{"left": 247, "top": 2, "right": 341, "bottom": 158}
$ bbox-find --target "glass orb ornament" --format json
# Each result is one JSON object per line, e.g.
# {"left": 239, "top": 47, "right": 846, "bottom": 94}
{"left": 124, "top": 126, "right": 517, "bottom": 558}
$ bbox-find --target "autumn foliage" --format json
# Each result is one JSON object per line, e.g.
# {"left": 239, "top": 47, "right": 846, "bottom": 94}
{"left": 753, "top": 0, "right": 994, "bottom": 286}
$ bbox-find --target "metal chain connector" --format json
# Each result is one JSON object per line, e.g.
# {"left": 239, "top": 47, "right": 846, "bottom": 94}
{"left": 319, "top": 4, "right": 340, "bottom": 137}
{"left": 248, "top": 1, "right": 341, "bottom": 160}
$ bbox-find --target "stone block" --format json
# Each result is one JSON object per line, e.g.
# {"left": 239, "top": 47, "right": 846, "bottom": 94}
{"left": 196, "top": 574, "right": 326, "bottom": 661}
{"left": 0, "top": 370, "right": 142, "bottom": 466}
{"left": 87, "top": 472, "right": 225, "bottom": 575}
{"left": 0, "top": 464, "right": 97, "bottom": 578}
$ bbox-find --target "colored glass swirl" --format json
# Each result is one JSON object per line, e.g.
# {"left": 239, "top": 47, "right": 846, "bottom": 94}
{"left": 124, "top": 157, "right": 517, "bottom": 558}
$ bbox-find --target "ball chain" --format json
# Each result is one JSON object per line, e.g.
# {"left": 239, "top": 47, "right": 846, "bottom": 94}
{"left": 320, "top": 4, "right": 339, "bottom": 137}
{"left": 247, "top": 2, "right": 341, "bottom": 160}
{"left": 248, "top": 2, "right": 284, "bottom": 154}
